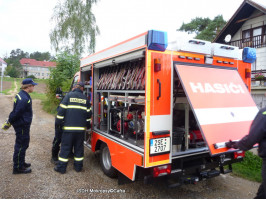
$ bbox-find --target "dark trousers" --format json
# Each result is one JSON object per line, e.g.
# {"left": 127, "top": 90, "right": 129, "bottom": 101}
{"left": 13, "top": 125, "right": 30, "bottom": 169}
{"left": 255, "top": 158, "right": 266, "bottom": 199}
{"left": 57, "top": 132, "right": 84, "bottom": 171}
{"left": 52, "top": 124, "right": 63, "bottom": 159}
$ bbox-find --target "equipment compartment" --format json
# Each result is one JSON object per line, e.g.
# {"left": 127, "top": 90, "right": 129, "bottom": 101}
{"left": 93, "top": 59, "right": 145, "bottom": 148}
{"left": 172, "top": 70, "right": 207, "bottom": 155}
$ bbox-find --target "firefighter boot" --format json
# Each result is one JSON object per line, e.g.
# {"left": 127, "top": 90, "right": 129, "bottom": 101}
{"left": 24, "top": 162, "right": 31, "bottom": 168}
{"left": 13, "top": 167, "right": 32, "bottom": 174}
{"left": 54, "top": 161, "right": 67, "bottom": 174}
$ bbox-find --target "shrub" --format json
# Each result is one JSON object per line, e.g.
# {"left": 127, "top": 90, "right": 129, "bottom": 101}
{"left": 26, "top": 75, "right": 37, "bottom": 79}
{"left": 45, "top": 51, "right": 80, "bottom": 114}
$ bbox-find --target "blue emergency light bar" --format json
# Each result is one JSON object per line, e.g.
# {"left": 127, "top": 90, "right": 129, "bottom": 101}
{"left": 243, "top": 47, "right": 256, "bottom": 63}
{"left": 147, "top": 30, "right": 168, "bottom": 51}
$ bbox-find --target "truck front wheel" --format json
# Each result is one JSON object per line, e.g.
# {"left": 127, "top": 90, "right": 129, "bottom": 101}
{"left": 100, "top": 143, "right": 118, "bottom": 178}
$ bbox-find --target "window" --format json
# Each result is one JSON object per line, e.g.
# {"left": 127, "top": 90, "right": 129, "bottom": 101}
{"left": 243, "top": 30, "right": 251, "bottom": 41}
{"left": 242, "top": 26, "right": 266, "bottom": 48}
{"left": 253, "top": 27, "right": 262, "bottom": 36}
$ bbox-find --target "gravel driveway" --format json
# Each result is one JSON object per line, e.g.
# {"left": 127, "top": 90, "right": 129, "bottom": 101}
{"left": 0, "top": 94, "right": 260, "bottom": 198}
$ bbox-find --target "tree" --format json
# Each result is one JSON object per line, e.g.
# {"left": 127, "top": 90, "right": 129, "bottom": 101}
{"left": 5, "top": 65, "right": 20, "bottom": 78}
{"left": 178, "top": 15, "right": 226, "bottom": 41}
{"left": 30, "top": 51, "right": 54, "bottom": 61}
{"left": 46, "top": 51, "right": 80, "bottom": 109}
{"left": 5, "top": 49, "right": 25, "bottom": 78}
{"left": 50, "top": 0, "right": 100, "bottom": 57}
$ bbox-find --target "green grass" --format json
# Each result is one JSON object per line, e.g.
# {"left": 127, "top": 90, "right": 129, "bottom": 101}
{"left": 1, "top": 78, "right": 16, "bottom": 95}
{"left": 42, "top": 99, "right": 58, "bottom": 115}
{"left": 2, "top": 77, "right": 15, "bottom": 82}
{"left": 30, "top": 92, "right": 47, "bottom": 101}
{"left": 232, "top": 151, "right": 262, "bottom": 182}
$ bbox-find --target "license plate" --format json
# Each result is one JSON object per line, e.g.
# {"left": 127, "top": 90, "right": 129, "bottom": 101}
{"left": 150, "top": 137, "right": 170, "bottom": 155}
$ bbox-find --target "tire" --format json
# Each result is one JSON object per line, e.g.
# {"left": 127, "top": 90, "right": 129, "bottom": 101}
{"left": 99, "top": 143, "right": 118, "bottom": 178}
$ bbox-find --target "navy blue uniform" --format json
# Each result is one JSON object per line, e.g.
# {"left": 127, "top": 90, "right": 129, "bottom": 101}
{"left": 235, "top": 107, "right": 266, "bottom": 199}
{"left": 9, "top": 90, "right": 33, "bottom": 169}
{"left": 55, "top": 88, "right": 91, "bottom": 172}
{"left": 51, "top": 101, "right": 64, "bottom": 161}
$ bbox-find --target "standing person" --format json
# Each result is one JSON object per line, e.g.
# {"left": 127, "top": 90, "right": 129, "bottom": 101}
{"left": 51, "top": 116, "right": 63, "bottom": 164}
{"left": 51, "top": 101, "right": 74, "bottom": 164}
{"left": 2, "top": 78, "right": 38, "bottom": 174}
{"left": 51, "top": 88, "right": 65, "bottom": 164}
{"left": 226, "top": 107, "right": 266, "bottom": 199}
{"left": 54, "top": 82, "right": 91, "bottom": 174}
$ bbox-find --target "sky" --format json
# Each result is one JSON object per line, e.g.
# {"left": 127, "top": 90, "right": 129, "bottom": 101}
{"left": 0, "top": 0, "right": 249, "bottom": 59}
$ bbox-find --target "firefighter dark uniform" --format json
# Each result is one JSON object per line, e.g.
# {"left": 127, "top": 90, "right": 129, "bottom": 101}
{"left": 51, "top": 117, "right": 63, "bottom": 163}
{"left": 226, "top": 107, "right": 266, "bottom": 199}
{"left": 54, "top": 84, "right": 91, "bottom": 173}
{"left": 8, "top": 78, "right": 37, "bottom": 174}
{"left": 51, "top": 96, "right": 65, "bottom": 164}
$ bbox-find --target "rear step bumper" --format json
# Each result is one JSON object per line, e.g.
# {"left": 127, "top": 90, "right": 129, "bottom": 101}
{"left": 144, "top": 169, "right": 221, "bottom": 188}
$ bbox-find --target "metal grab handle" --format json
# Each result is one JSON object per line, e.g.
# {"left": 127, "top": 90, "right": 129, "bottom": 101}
{"left": 157, "top": 79, "right": 161, "bottom": 100}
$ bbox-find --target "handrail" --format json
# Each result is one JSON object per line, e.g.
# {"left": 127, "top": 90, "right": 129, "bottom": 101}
{"left": 230, "top": 34, "right": 266, "bottom": 49}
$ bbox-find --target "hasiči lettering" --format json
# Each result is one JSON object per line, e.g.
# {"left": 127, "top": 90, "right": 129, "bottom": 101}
{"left": 189, "top": 82, "right": 245, "bottom": 94}
{"left": 70, "top": 98, "right": 87, "bottom": 104}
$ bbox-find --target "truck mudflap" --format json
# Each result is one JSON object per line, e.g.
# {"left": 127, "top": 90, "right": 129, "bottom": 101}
{"left": 174, "top": 63, "right": 258, "bottom": 155}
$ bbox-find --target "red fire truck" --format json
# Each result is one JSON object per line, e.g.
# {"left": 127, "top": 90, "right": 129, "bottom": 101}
{"left": 71, "top": 30, "right": 257, "bottom": 186}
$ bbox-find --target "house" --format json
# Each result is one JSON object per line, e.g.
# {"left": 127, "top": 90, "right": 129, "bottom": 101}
{"left": 213, "top": 0, "right": 266, "bottom": 108}
{"left": 20, "top": 58, "right": 56, "bottom": 79}
{"left": 0, "top": 58, "right": 7, "bottom": 76}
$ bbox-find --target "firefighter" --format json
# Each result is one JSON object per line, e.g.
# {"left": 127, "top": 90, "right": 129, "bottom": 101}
{"left": 54, "top": 82, "right": 91, "bottom": 174}
{"left": 226, "top": 107, "right": 266, "bottom": 199}
{"left": 51, "top": 91, "right": 74, "bottom": 164}
{"left": 51, "top": 88, "right": 64, "bottom": 164}
{"left": 2, "top": 78, "right": 38, "bottom": 174}
{"left": 51, "top": 116, "right": 63, "bottom": 164}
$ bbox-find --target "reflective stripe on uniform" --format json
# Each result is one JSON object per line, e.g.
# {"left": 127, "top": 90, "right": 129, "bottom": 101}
{"left": 58, "top": 157, "right": 69, "bottom": 162}
{"left": 87, "top": 108, "right": 91, "bottom": 112}
{"left": 86, "top": 119, "right": 91, "bottom": 122}
{"left": 60, "top": 104, "right": 67, "bottom": 109}
{"left": 56, "top": 115, "right": 64, "bottom": 119}
{"left": 74, "top": 157, "right": 84, "bottom": 161}
{"left": 67, "top": 105, "right": 87, "bottom": 110}
{"left": 63, "top": 127, "right": 86, "bottom": 131}
{"left": 28, "top": 100, "right": 31, "bottom": 103}
{"left": 263, "top": 111, "right": 266, "bottom": 115}
{"left": 16, "top": 94, "right": 22, "bottom": 100}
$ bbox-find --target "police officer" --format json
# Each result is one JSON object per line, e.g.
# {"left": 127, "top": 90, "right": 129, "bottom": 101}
{"left": 54, "top": 82, "right": 91, "bottom": 174}
{"left": 226, "top": 107, "right": 266, "bottom": 199}
{"left": 6, "top": 78, "right": 37, "bottom": 174}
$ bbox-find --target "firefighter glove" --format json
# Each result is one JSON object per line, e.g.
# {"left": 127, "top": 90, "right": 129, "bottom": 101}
{"left": 2, "top": 120, "right": 11, "bottom": 131}
{"left": 225, "top": 140, "right": 238, "bottom": 149}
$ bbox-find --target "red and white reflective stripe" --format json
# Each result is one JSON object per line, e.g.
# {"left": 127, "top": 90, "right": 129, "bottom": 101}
{"left": 194, "top": 106, "right": 258, "bottom": 125}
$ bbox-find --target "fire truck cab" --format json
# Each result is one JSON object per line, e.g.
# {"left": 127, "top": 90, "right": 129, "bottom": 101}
{"left": 75, "top": 30, "right": 257, "bottom": 186}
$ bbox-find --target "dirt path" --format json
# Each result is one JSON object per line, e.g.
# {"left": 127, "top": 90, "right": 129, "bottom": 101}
{"left": 9, "top": 79, "right": 18, "bottom": 96}
{"left": 0, "top": 94, "right": 261, "bottom": 198}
